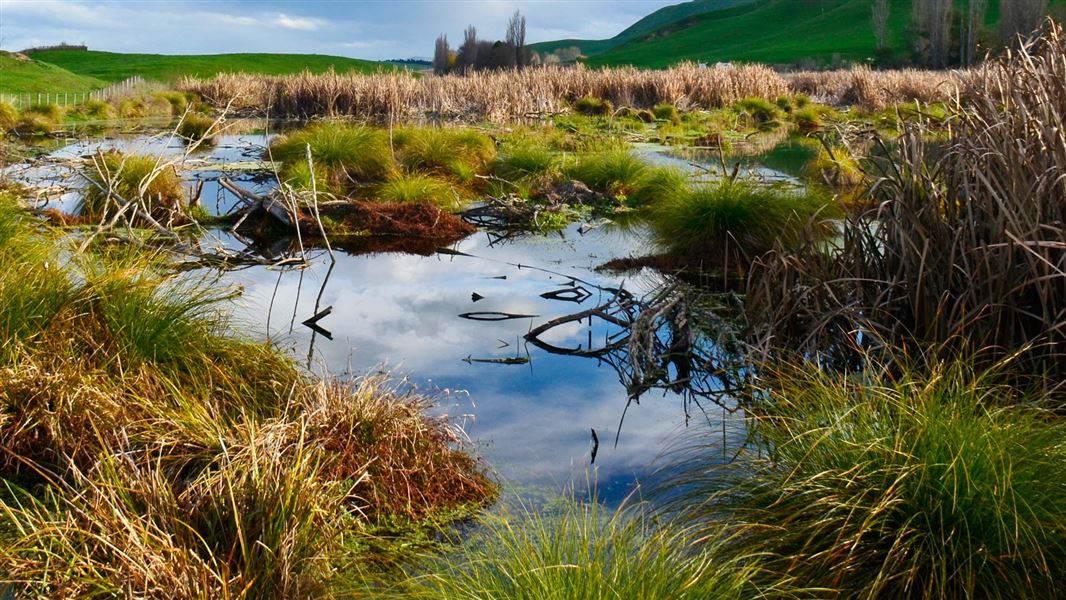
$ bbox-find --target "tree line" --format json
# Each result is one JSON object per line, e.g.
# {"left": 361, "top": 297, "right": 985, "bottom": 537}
{"left": 433, "top": 11, "right": 530, "bottom": 74}
{"left": 874, "top": 0, "right": 1056, "bottom": 68}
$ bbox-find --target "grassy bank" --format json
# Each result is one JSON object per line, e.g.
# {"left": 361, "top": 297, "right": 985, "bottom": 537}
{"left": 0, "top": 52, "right": 106, "bottom": 94}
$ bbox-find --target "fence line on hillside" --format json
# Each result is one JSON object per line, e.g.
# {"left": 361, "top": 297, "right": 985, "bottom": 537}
{"left": 2, "top": 76, "right": 148, "bottom": 109}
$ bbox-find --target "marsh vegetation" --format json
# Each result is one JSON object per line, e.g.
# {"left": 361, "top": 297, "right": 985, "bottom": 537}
{"left": 2, "top": 18, "right": 1066, "bottom": 600}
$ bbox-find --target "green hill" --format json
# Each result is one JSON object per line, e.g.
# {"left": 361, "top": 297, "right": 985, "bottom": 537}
{"left": 26, "top": 50, "right": 392, "bottom": 84}
{"left": 530, "top": 0, "right": 758, "bottom": 57}
{"left": 0, "top": 51, "right": 106, "bottom": 94}
{"left": 539, "top": 0, "right": 1064, "bottom": 68}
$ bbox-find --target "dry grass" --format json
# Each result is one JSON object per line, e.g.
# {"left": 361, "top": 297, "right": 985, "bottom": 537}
{"left": 784, "top": 66, "right": 970, "bottom": 110}
{"left": 747, "top": 22, "right": 1066, "bottom": 378}
{"left": 182, "top": 63, "right": 788, "bottom": 122}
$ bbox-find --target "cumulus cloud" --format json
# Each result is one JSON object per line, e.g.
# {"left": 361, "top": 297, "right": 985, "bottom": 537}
{"left": 273, "top": 13, "right": 320, "bottom": 31}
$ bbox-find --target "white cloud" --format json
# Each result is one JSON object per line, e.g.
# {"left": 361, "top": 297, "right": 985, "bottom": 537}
{"left": 274, "top": 13, "right": 319, "bottom": 31}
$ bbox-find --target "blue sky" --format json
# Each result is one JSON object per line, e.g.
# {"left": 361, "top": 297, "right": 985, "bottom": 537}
{"left": 0, "top": 1, "right": 679, "bottom": 60}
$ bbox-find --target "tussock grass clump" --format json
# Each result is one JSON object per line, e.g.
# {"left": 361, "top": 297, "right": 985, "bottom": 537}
{"left": 407, "top": 501, "right": 776, "bottom": 599}
{"left": 377, "top": 173, "right": 458, "bottom": 208}
{"left": 647, "top": 180, "right": 837, "bottom": 261}
{"left": 807, "top": 143, "right": 863, "bottom": 187}
{"left": 672, "top": 364, "right": 1066, "bottom": 598}
{"left": 74, "top": 98, "right": 115, "bottom": 120}
{"left": 177, "top": 112, "right": 217, "bottom": 146}
{"left": 23, "top": 103, "right": 63, "bottom": 122}
{"left": 573, "top": 96, "right": 613, "bottom": 117}
{"left": 734, "top": 97, "right": 783, "bottom": 130}
{"left": 653, "top": 102, "right": 680, "bottom": 124}
{"left": 269, "top": 122, "right": 397, "bottom": 194}
{"left": 0, "top": 202, "right": 495, "bottom": 595}
{"left": 791, "top": 106, "right": 824, "bottom": 132}
{"left": 14, "top": 113, "right": 57, "bottom": 136}
{"left": 0, "top": 101, "right": 18, "bottom": 131}
{"left": 492, "top": 144, "right": 561, "bottom": 183}
{"left": 80, "top": 150, "right": 186, "bottom": 222}
{"left": 395, "top": 127, "right": 496, "bottom": 182}
{"left": 564, "top": 150, "right": 648, "bottom": 197}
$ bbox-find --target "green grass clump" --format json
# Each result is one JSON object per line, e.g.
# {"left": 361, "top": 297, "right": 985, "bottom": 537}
{"left": 653, "top": 103, "right": 681, "bottom": 124}
{"left": 493, "top": 144, "right": 561, "bottom": 182}
{"left": 22, "top": 103, "right": 64, "bottom": 122}
{"left": 673, "top": 364, "right": 1066, "bottom": 598}
{"left": 377, "top": 173, "right": 459, "bottom": 208}
{"left": 628, "top": 167, "right": 689, "bottom": 207}
{"left": 177, "top": 112, "right": 216, "bottom": 147}
{"left": 564, "top": 150, "right": 649, "bottom": 198}
{"left": 791, "top": 106, "right": 824, "bottom": 132}
{"left": 807, "top": 143, "right": 864, "bottom": 187}
{"left": 573, "top": 96, "right": 613, "bottom": 117}
{"left": 735, "top": 97, "right": 783, "bottom": 130}
{"left": 407, "top": 500, "right": 773, "bottom": 599}
{"left": 75, "top": 98, "right": 115, "bottom": 120}
{"left": 14, "top": 113, "right": 58, "bottom": 136}
{"left": 270, "top": 122, "right": 397, "bottom": 194}
{"left": 395, "top": 127, "right": 496, "bottom": 183}
{"left": 0, "top": 101, "right": 17, "bottom": 131}
{"left": 153, "top": 90, "right": 193, "bottom": 115}
{"left": 647, "top": 179, "right": 836, "bottom": 260}
{"left": 81, "top": 151, "right": 185, "bottom": 220}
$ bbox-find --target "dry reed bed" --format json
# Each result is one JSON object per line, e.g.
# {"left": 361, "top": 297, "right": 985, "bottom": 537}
{"left": 181, "top": 63, "right": 971, "bottom": 122}
{"left": 747, "top": 23, "right": 1066, "bottom": 378}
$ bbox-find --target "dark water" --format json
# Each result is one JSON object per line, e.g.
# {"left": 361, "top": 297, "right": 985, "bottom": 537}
{"left": 19, "top": 127, "right": 798, "bottom": 502}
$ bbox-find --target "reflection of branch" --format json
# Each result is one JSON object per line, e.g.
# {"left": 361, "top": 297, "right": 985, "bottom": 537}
{"left": 306, "top": 260, "right": 335, "bottom": 368}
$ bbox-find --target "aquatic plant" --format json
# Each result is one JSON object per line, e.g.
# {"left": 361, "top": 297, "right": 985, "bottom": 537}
{"left": 80, "top": 151, "right": 186, "bottom": 222}
{"left": 376, "top": 173, "right": 459, "bottom": 208}
{"left": 406, "top": 500, "right": 778, "bottom": 600}
{"left": 647, "top": 179, "right": 837, "bottom": 261}
{"left": 670, "top": 363, "right": 1066, "bottom": 598}
{"left": 269, "top": 122, "right": 397, "bottom": 193}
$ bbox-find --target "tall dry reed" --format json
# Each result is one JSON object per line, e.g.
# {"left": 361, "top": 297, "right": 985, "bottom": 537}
{"left": 747, "top": 21, "right": 1066, "bottom": 379}
{"left": 784, "top": 66, "right": 970, "bottom": 109}
{"left": 182, "top": 63, "right": 788, "bottom": 122}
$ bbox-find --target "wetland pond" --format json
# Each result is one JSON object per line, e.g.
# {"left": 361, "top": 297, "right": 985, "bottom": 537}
{"left": 16, "top": 125, "right": 814, "bottom": 504}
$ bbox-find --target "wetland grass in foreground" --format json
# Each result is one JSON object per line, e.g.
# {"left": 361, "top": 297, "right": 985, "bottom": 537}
{"left": 0, "top": 190, "right": 495, "bottom": 597}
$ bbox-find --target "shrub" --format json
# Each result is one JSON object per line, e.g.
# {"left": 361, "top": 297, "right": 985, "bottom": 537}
{"left": 647, "top": 179, "right": 837, "bottom": 261}
{"left": 672, "top": 364, "right": 1066, "bottom": 598}
{"left": 269, "top": 122, "right": 397, "bottom": 193}
{"left": 573, "top": 96, "right": 613, "bottom": 117}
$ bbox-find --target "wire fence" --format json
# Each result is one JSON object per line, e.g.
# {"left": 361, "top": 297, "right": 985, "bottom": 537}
{"left": 2, "top": 76, "right": 148, "bottom": 109}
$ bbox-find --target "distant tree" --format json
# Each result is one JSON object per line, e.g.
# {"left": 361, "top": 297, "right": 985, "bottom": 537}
{"left": 433, "top": 34, "right": 450, "bottom": 75}
{"left": 1000, "top": 0, "right": 1049, "bottom": 46}
{"left": 871, "top": 0, "right": 891, "bottom": 51}
{"left": 912, "top": 0, "right": 953, "bottom": 68}
{"left": 960, "top": 0, "right": 987, "bottom": 66}
{"left": 505, "top": 11, "right": 527, "bottom": 69}
{"left": 460, "top": 25, "right": 479, "bottom": 73}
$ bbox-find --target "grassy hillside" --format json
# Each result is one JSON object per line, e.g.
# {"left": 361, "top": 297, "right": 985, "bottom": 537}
{"left": 586, "top": 0, "right": 914, "bottom": 68}
{"left": 530, "top": 0, "right": 758, "bottom": 57}
{"left": 27, "top": 50, "right": 391, "bottom": 84}
{"left": 547, "top": 0, "right": 1064, "bottom": 68}
{"left": 0, "top": 52, "right": 106, "bottom": 94}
